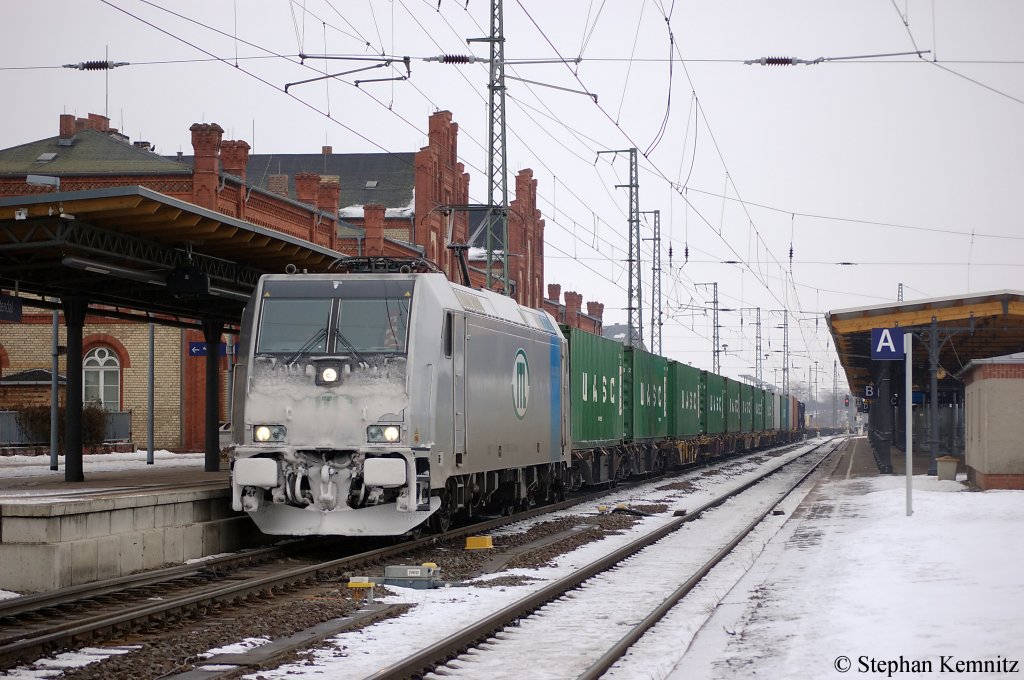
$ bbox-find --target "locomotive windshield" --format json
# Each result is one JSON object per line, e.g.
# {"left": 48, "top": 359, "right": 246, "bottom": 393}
{"left": 255, "top": 278, "right": 413, "bottom": 356}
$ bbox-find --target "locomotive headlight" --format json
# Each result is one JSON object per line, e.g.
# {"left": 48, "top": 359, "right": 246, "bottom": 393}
{"left": 253, "top": 424, "right": 286, "bottom": 442}
{"left": 367, "top": 425, "right": 401, "bottom": 443}
{"left": 315, "top": 360, "right": 344, "bottom": 386}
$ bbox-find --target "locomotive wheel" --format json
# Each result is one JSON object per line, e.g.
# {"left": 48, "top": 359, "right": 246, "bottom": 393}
{"left": 429, "top": 479, "right": 458, "bottom": 533}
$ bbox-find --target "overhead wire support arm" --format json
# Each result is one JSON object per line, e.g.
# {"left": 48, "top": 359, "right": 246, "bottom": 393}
{"left": 286, "top": 55, "right": 411, "bottom": 91}
{"left": 503, "top": 75, "right": 597, "bottom": 102}
{"left": 744, "top": 49, "right": 930, "bottom": 66}
{"left": 285, "top": 62, "right": 390, "bottom": 92}
{"left": 425, "top": 54, "right": 595, "bottom": 100}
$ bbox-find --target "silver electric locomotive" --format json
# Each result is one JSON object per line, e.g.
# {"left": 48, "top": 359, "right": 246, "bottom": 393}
{"left": 230, "top": 265, "right": 569, "bottom": 536}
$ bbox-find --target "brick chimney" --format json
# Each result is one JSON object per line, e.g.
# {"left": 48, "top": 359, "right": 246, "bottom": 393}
{"left": 317, "top": 177, "right": 340, "bottom": 214}
{"left": 564, "top": 291, "right": 583, "bottom": 328}
{"left": 189, "top": 122, "right": 224, "bottom": 209}
{"left": 547, "top": 283, "right": 561, "bottom": 303}
{"left": 294, "top": 172, "right": 320, "bottom": 206}
{"left": 268, "top": 174, "right": 289, "bottom": 197}
{"left": 322, "top": 145, "right": 332, "bottom": 155}
{"left": 85, "top": 113, "right": 111, "bottom": 132}
{"left": 363, "top": 204, "right": 386, "bottom": 255}
{"left": 586, "top": 301, "right": 604, "bottom": 321}
{"left": 220, "top": 140, "right": 250, "bottom": 181}
{"left": 59, "top": 114, "right": 76, "bottom": 145}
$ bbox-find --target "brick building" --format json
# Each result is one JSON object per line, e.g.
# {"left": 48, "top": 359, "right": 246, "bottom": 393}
{"left": 960, "top": 355, "right": 1024, "bottom": 489}
{"left": 0, "top": 110, "right": 604, "bottom": 450}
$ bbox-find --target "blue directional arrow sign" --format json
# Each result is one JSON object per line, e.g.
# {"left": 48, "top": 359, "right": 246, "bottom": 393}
{"left": 871, "top": 327, "right": 906, "bottom": 360}
{"left": 188, "top": 342, "right": 239, "bottom": 357}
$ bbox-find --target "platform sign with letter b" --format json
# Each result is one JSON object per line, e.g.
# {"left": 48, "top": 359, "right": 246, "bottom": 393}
{"left": 871, "top": 327, "right": 906, "bottom": 360}
{"left": 864, "top": 384, "right": 875, "bottom": 399}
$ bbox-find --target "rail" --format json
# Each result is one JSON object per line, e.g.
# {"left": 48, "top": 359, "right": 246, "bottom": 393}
{"left": 364, "top": 438, "right": 844, "bottom": 680}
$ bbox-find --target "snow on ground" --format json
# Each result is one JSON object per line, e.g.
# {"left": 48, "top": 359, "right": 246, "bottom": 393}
{"left": 660, "top": 471, "right": 1024, "bottom": 680}
{"left": 245, "top": 442, "right": 826, "bottom": 680}
{"left": 4, "top": 438, "right": 1022, "bottom": 680}
{"left": 0, "top": 450, "right": 203, "bottom": 480}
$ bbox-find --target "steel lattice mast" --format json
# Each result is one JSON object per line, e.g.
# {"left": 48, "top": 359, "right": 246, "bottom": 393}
{"left": 642, "top": 210, "right": 662, "bottom": 355}
{"left": 469, "top": 0, "right": 509, "bottom": 295}
{"left": 755, "top": 307, "right": 762, "bottom": 385}
{"left": 697, "top": 282, "right": 720, "bottom": 373}
{"left": 599, "top": 148, "right": 641, "bottom": 346}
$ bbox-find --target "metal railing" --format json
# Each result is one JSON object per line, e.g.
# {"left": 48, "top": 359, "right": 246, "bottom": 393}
{"left": 0, "top": 411, "right": 27, "bottom": 446}
{"left": 104, "top": 411, "right": 132, "bottom": 442}
{"left": 0, "top": 410, "right": 132, "bottom": 445}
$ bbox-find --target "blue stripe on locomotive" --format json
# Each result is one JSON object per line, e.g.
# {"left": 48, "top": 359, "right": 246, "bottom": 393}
{"left": 550, "top": 336, "right": 562, "bottom": 462}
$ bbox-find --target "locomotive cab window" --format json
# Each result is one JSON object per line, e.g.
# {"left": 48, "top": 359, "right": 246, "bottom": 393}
{"left": 256, "top": 298, "right": 332, "bottom": 354}
{"left": 336, "top": 297, "right": 410, "bottom": 353}
{"left": 255, "top": 279, "right": 414, "bottom": 357}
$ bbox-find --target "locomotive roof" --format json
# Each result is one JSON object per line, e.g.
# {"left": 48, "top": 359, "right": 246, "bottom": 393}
{"left": 258, "top": 271, "right": 560, "bottom": 335}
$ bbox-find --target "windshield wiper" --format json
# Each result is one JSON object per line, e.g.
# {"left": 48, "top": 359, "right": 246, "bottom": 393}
{"left": 285, "top": 327, "right": 328, "bottom": 366}
{"left": 334, "top": 330, "right": 367, "bottom": 364}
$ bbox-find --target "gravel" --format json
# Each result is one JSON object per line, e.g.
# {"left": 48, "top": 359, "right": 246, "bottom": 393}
{"left": 52, "top": 584, "right": 406, "bottom": 680}
{"left": 33, "top": 500, "right": 677, "bottom": 678}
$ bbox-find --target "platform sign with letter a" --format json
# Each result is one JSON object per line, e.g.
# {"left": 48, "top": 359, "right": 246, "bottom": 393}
{"left": 871, "top": 327, "right": 905, "bottom": 360}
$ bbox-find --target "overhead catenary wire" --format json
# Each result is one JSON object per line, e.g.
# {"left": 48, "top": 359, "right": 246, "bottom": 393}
{"left": 82, "top": 2, "right": 1001, "bottom": 384}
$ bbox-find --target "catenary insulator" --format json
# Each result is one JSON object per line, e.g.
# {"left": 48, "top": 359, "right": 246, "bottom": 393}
{"left": 426, "top": 54, "right": 480, "bottom": 64}
{"left": 63, "top": 60, "right": 129, "bottom": 70}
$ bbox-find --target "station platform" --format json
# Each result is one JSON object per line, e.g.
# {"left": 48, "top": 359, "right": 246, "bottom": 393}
{"left": 0, "top": 452, "right": 270, "bottom": 594}
{"left": 827, "top": 436, "right": 960, "bottom": 481}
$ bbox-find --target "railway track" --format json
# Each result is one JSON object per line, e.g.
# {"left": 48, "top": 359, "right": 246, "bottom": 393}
{"left": 0, "top": 464, "right": 702, "bottom": 673}
{"left": 360, "top": 437, "right": 845, "bottom": 680}
{"left": 0, "top": 440, "right": 813, "bottom": 676}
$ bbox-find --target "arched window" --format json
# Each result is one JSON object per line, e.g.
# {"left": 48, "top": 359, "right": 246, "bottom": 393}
{"left": 83, "top": 346, "right": 120, "bottom": 411}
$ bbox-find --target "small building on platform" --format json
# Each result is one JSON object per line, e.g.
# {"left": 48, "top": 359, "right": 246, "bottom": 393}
{"left": 959, "top": 354, "right": 1024, "bottom": 490}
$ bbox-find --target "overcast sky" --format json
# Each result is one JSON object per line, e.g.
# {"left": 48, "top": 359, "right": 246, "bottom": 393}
{"left": 3, "top": 1, "right": 1022, "bottom": 398}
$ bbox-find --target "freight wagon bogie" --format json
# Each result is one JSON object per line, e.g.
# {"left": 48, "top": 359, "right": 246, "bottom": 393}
{"left": 428, "top": 461, "right": 567, "bottom": 532}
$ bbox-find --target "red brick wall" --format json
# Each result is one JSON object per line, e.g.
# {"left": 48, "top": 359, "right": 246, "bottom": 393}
{"left": 964, "top": 363, "right": 1024, "bottom": 385}
{"left": 1, "top": 110, "right": 609, "bottom": 448}
{"left": 968, "top": 467, "right": 1024, "bottom": 490}
{"left": 0, "top": 386, "right": 66, "bottom": 409}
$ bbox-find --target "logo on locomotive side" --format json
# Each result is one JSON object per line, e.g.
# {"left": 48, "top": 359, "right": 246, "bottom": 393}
{"left": 512, "top": 348, "right": 530, "bottom": 419}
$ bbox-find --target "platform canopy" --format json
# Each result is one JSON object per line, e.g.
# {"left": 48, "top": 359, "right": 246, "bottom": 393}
{"left": 0, "top": 185, "right": 345, "bottom": 328}
{"left": 827, "top": 290, "right": 1024, "bottom": 395}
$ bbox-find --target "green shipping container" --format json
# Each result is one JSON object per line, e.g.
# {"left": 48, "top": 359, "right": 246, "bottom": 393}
{"left": 668, "top": 360, "right": 703, "bottom": 438}
{"left": 780, "top": 393, "right": 791, "bottom": 431}
{"left": 704, "top": 371, "right": 726, "bottom": 434}
{"left": 564, "top": 326, "right": 624, "bottom": 449}
{"left": 624, "top": 347, "right": 669, "bottom": 441}
{"left": 754, "top": 388, "right": 766, "bottom": 431}
{"left": 726, "top": 378, "right": 741, "bottom": 433}
{"left": 740, "top": 383, "right": 754, "bottom": 433}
